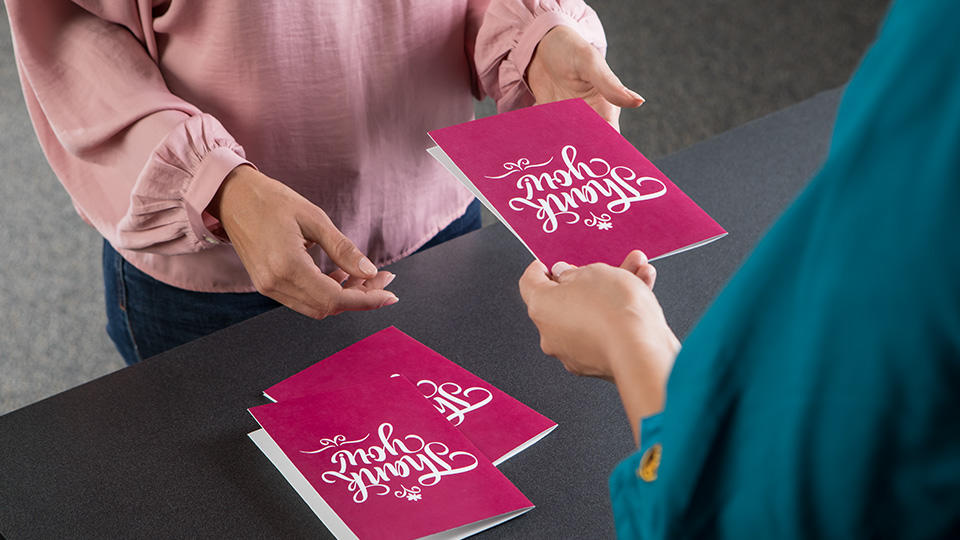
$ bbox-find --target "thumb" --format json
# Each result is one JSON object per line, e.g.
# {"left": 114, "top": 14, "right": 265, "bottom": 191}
{"left": 619, "top": 250, "right": 649, "bottom": 274}
{"left": 550, "top": 261, "right": 578, "bottom": 280}
{"left": 619, "top": 250, "right": 657, "bottom": 289}
{"left": 298, "top": 206, "right": 378, "bottom": 279}
{"left": 586, "top": 56, "right": 645, "bottom": 109}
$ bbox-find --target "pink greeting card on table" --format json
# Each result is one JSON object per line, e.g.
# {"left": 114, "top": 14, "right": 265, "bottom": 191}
{"left": 428, "top": 98, "right": 726, "bottom": 268}
{"left": 249, "top": 377, "right": 533, "bottom": 539}
{"left": 265, "top": 327, "right": 556, "bottom": 465}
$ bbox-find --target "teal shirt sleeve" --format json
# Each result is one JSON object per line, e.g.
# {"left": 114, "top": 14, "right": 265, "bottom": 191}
{"left": 610, "top": 414, "right": 663, "bottom": 538}
{"left": 609, "top": 1, "right": 960, "bottom": 538}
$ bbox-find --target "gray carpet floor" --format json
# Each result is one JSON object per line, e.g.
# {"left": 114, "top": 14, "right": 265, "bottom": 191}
{"left": 0, "top": 1, "right": 890, "bottom": 414}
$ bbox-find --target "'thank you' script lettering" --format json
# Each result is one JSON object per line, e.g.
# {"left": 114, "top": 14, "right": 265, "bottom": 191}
{"left": 486, "top": 145, "right": 667, "bottom": 233}
{"left": 302, "top": 422, "right": 479, "bottom": 504}
{"left": 390, "top": 374, "right": 494, "bottom": 427}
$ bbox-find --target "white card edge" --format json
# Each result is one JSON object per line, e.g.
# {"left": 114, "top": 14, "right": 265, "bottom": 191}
{"left": 248, "top": 429, "right": 358, "bottom": 540}
{"left": 426, "top": 145, "right": 539, "bottom": 261}
{"left": 492, "top": 424, "right": 559, "bottom": 467}
{"left": 418, "top": 506, "right": 535, "bottom": 540}
{"left": 648, "top": 232, "right": 728, "bottom": 262}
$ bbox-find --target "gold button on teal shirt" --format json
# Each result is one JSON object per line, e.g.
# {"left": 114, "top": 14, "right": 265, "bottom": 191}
{"left": 609, "top": 1, "right": 960, "bottom": 537}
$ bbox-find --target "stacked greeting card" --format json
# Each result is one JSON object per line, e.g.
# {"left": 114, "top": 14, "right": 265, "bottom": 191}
{"left": 428, "top": 98, "right": 726, "bottom": 268}
{"left": 248, "top": 327, "right": 556, "bottom": 539}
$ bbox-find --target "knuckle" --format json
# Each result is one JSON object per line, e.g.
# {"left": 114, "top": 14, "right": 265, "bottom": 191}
{"left": 314, "top": 295, "right": 337, "bottom": 319}
{"left": 525, "top": 297, "right": 542, "bottom": 320}
{"left": 333, "top": 235, "right": 357, "bottom": 260}
{"left": 253, "top": 273, "right": 280, "bottom": 295}
{"left": 539, "top": 335, "right": 557, "bottom": 357}
{"left": 573, "top": 38, "right": 597, "bottom": 59}
{"left": 561, "top": 362, "right": 580, "bottom": 376}
{"left": 301, "top": 295, "right": 335, "bottom": 321}
{"left": 539, "top": 335, "right": 550, "bottom": 354}
{"left": 305, "top": 307, "right": 330, "bottom": 320}
{"left": 266, "top": 256, "right": 293, "bottom": 279}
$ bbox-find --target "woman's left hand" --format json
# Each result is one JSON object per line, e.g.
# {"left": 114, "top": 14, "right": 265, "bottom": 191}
{"left": 519, "top": 251, "right": 679, "bottom": 433}
{"left": 519, "top": 250, "right": 676, "bottom": 379}
{"left": 527, "top": 25, "right": 644, "bottom": 130}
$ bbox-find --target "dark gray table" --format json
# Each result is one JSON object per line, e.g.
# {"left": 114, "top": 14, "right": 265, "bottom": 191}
{"left": 0, "top": 88, "right": 840, "bottom": 539}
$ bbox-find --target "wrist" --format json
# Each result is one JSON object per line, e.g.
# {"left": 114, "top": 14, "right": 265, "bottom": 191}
{"left": 604, "top": 328, "right": 678, "bottom": 444}
{"left": 207, "top": 164, "right": 259, "bottom": 220}
{"left": 611, "top": 339, "right": 675, "bottom": 406}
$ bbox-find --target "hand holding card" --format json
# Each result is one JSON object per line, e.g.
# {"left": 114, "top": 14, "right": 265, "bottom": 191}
{"left": 428, "top": 99, "right": 726, "bottom": 268}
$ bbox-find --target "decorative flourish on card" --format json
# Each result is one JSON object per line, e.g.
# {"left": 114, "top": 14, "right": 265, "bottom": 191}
{"left": 299, "top": 433, "right": 371, "bottom": 454}
{"left": 484, "top": 156, "right": 555, "bottom": 179}
{"left": 395, "top": 485, "right": 423, "bottom": 502}
{"left": 584, "top": 212, "right": 613, "bottom": 230}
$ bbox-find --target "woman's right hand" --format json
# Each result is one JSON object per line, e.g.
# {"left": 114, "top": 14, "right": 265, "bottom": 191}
{"left": 518, "top": 250, "right": 680, "bottom": 443}
{"left": 208, "top": 165, "right": 398, "bottom": 319}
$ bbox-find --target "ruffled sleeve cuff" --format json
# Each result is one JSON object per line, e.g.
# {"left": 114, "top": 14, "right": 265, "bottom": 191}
{"left": 475, "top": 0, "right": 607, "bottom": 112}
{"left": 609, "top": 413, "right": 664, "bottom": 538}
{"left": 116, "top": 114, "right": 250, "bottom": 254}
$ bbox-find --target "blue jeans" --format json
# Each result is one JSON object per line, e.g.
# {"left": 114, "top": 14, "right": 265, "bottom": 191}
{"left": 104, "top": 199, "right": 481, "bottom": 365}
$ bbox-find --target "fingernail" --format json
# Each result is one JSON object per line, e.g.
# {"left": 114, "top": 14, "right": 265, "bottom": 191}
{"left": 382, "top": 294, "right": 399, "bottom": 307}
{"left": 626, "top": 88, "right": 645, "bottom": 104}
{"left": 383, "top": 273, "right": 396, "bottom": 287}
{"left": 359, "top": 257, "right": 377, "bottom": 275}
{"left": 551, "top": 261, "right": 576, "bottom": 277}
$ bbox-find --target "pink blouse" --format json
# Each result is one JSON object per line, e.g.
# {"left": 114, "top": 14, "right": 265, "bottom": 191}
{"left": 8, "top": 0, "right": 605, "bottom": 292}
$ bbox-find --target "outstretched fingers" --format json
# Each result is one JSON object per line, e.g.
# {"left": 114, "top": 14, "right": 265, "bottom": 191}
{"left": 341, "top": 270, "right": 396, "bottom": 291}
{"left": 585, "top": 52, "right": 644, "bottom": 109}
{"left": 298, "top": 206, "right": 378, "bottom": 280}
{"left": 258, "top": 250, "right": 395, "bottom": 320}
{"left": 296, "top": 264, "right": 397, "bottom": 319}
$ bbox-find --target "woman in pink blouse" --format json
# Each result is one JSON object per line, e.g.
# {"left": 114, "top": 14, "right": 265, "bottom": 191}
{"left": 7, "top": 0, "right": 642, "bottom": 364}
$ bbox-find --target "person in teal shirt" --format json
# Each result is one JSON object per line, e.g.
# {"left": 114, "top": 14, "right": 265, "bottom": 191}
{"left": 519, "top": 0, "right": 960, "bottom": 536}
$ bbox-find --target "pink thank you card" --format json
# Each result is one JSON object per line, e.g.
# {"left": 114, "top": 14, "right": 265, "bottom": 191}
{"left": 249, "top": 377, "right": 533, "bottom": 539}
{"left": 428, "top": 98, "right": 726, "bottom": 268}
{"left": 264, "top": 327, "right": 556, "bottom": 465}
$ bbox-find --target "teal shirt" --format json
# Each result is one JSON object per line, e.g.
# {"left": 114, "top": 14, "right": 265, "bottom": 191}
{"left": 609, "top": 1, "right": 960, "bottom": 537}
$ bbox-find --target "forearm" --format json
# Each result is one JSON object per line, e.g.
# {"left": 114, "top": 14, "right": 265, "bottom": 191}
{"left": 8, "top": 0, "right": 247, "bottom": 254}
{"left": 607, "top": 332, "right": 679, "bottom": 447}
